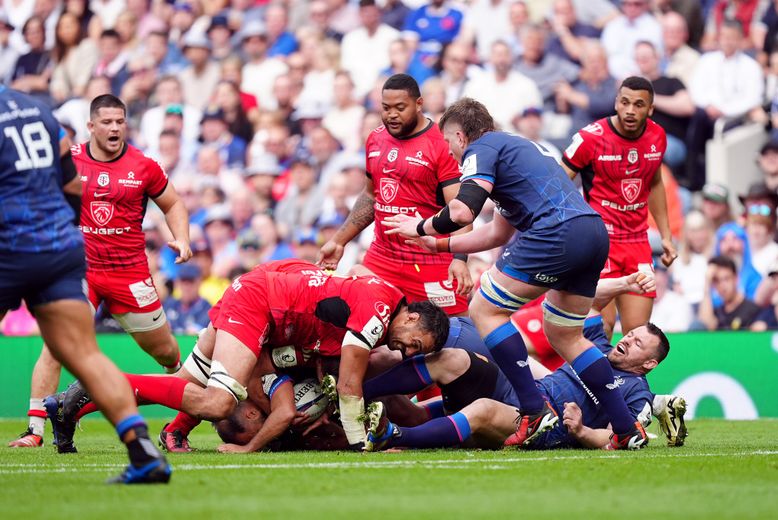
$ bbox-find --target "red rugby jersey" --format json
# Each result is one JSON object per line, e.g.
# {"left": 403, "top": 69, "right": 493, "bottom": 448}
{"left": 563, "top": 117, "right": 666, "bottom": 242}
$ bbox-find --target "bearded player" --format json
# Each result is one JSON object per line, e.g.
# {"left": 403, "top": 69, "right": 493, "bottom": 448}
{"left": 318, "top": 73, "right": 473, "bottom": 316}
{"left": 10, "top": 94, "right": 191, "bottom": 451}
{"left": 561, "top": 76, "right": 676, "bottom": 337}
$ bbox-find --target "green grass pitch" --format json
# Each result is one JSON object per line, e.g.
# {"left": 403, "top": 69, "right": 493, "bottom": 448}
{"left": 1, "top": 418, "right": 776, "bottom": 519}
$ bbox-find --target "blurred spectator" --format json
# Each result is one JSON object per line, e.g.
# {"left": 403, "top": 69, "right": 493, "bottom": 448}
{"left": 240, "top": 20, "right": 289, "bottom": 111}
{"left": 601, "top": 0, "right": 662, "bottom": 80}
{"left": 661, "top": 10, "right": 700, "bottom": 88}
{"left": 756, "top": 0, "right": 778, "bottom": 58}
{"left": 188, "top": 239, "right": 230, "bottom": 305}
{"left": 753, "top": 258, "right": 778, "bottom": 325}
{"left": 739, "top": 182, "right": 778, "bottom": 275}
{"left": 145, "top": 30, "right": 187, "bottom": 76}
{"left": 298, "top": 38, "right": 339, "bottom": 109}
{"left": 463, "top": 39, "right": 542, "bottom": 131}
{"left": 91, "top": 0, "right": 126, "bottom": 30}
{"left": 341, "top": 0, "right": 399, "bottom": 97}
{"left": 292, "top": 228, "right": 320, "bottom": 263}
{"left": 634, "top": 40, "right": 694, "bottom": 173}
{"left": 438, "top": 41, "right": 474, "bottom": 107}
{"left": 323, "top": 70, "right": 366, "bottom": 152}
{"left": 653, "top": 0, "right": 705, "bottom": 49}
{"left": 307, "top": 0, "right": 345, "bottom": 42}
{"left": 269, "top": 73, "right": 301, "bottom": 134}
{"left": 672, "top": 210, "right": 715, "bottom": 310}
{"left": 11, "top": 16, "right": 53, "bottom": 104}
{"left": 702, "top": 0, "right": 768, "bottom": 51}
{"left": 244, "top": 153, "right": 283, "bottom": 211}
{"left": 504, "top": 0, "right": 532, "bottom": 57}
{"left": 688, "top": 20, "right": 764, "bottom": 190}
{"left": 202, "top": 203, "right": 239, "bottom": 278}
{"left": 554, "top": 40, "right": 617, "bottom": 139}
{"left": 206, "top": 15, "right": 235, "bottom": 62}
{"left": 381, "top": 0, "right": 411, "bottom": 31}
{"left": 275, "top": 158, "right": 324, "bottom": 239}
{"left": 265, "top": 3, "right": 298, "bottom": 58}
{"left": 0, "top": 12, "right": 19, "bottom": 84}
{"left": 701, "top": 182, "right": 735, "bottom": 231}
{"left": 516, "top": 24, "right": 579, "bottom": 111}
{"left": 570, "top": 0, "right": 619, "bottom": 29}
{"left": 249, "top": 213, "right": 295, "bottom": 262}
{"left": 93, "top": 28, "right": 130, "bottom": 95}
{"left": 49, "top": 11, "right": 98, "bottom": 104}
{"left": 758, "top": 141, "right": 778, "bottom": 192}
{"left": 651, "top": 264, "right": 693, "bottom": 332}
{"left": 546, "top": 0, "right": 601, "bottom": 64}
{"left": 180, "top": 31, "right": 221, "bottom": 110}
{"left": 421, "top": 76, "right": 447, "bottom": 122}
{"left": 699, "top": 255, "right": 763, "bottom": 330}
{"left": 459, "top": 0, "right": 512, "bottom": 62}
{"left": 513, "top": 107, "right": 562, "bottom": 161}
{"left": 120, "top": 55, "right": 158, "bottom": 126}
{"left": 210, "top": 80, "right": 255, "bottom": 144}
{"left": 54, "top": 74, "right": 112, "bottom": 143}
{"left": 328, "top": 0, "right": 362, "bottom": 37}
{"left": 163, "top": 264, "right": 212, "bottom": 335}
{"left": 115, "top": 11, "right": 141, "bottom": 56}
{"left": 402, "top": 0, "right": 463, "bottom": 69}
{"left": 382, "top": 38, "right": 434, "bottom": 87}
{"left": 236, "top": 229, "right": 263, "bottom": 271}
{"left": 715, "top": 221, "right": 762, "bottom": 299}
{"left": 199, "top": 108, "right": 247, "bottom": 169}
{"left": 139, "top": 75, "right": 202, "bottom": 151}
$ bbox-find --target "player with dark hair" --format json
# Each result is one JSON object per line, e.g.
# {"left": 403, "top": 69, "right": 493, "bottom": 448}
{"left": 365, "top": 320, "right": 671, "bottom": 451}
{"left": 384, "top": 97, "right": 649, "bottom": 450}
{"left": 0, "top": 86, "right": 170, "bottom": 483}
{"left": 49, "top": 260, "right": 450, "bottom": 452}
{"left": 561, "top": 75, "right": 675, "bottom": 338}
{"left": 10, "top": 94, "right": 192, "bottom": 451}
{"left": 318, "top": 73, "right": 473, "bottom": 316}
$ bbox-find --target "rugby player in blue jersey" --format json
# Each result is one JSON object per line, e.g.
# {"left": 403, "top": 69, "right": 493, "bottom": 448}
{"left": 384, "top": 97, "right": 647, "bottom": 449}
{"left": 0, "top": 86, "right": 170, "bottom": 484}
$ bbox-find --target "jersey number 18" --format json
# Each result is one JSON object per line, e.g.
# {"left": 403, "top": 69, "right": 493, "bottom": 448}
{"left": 4, "top": 121, "right": 54, "bottom": 171}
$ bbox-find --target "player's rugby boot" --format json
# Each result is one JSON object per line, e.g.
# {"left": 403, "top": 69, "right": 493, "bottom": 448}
{"left": 606, "top": 421, "right": 648, "bottom": 450}
{"left": 8, "top": 427, "right": 43, "bottom": 448}
{"left": 158, "top": 424, "right": 192, "bottom": 453}
{"left": 365, "top": 401, "right": 400, "bottom": 452}
{"left": 654, "top": 394, "right": 688, "bottom": 447}
{"left": 321, "top": 374, "right": 339, "bottom": 417}
{"left": 107, "top": 456, "right": 172, "bottom": 484}
{"left": 503, "top": 400, "right": 559, "bottom": 447}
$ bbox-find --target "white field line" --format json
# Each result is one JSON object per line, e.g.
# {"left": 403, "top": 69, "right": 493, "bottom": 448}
{"left": 0, "top": 450, "right": 776, "bottom": 475}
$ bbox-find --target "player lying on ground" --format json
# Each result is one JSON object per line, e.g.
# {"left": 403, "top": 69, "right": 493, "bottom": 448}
{"left": 365, "top": 320, "right": 676, "bottom": 451}
{"left": 47, "top": 260, "right": 449, "bottom": 452}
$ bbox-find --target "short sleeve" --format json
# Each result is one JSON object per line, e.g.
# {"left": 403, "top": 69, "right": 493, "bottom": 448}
{"left": 436, "top": 142, "right": 460, "bottom": 186}
{"left": 460, "top": 143, "right": 500, "bottom": 184}
{"left": 343, "top": 281, "right": 401, "bottom": 350}
{"left": 146, "top": 157, "right": 169, "bottom": 198}
{"left": 562, "top": 129, "right": 596, "bottom": 172}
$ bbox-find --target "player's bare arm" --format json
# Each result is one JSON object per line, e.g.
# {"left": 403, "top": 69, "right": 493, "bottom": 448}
{"left": 410, "top": 208, "right": 514, "bottom": 255}
{"left": 442, "top": 182, "right": 474, "bottom": 296}
{"left": 153, "top": 183, "right": 192, "bottom": 264}
{"left": 318, "top": 177, "right": 375, "bottom": 269}
{"left": 218, "top": 380, "right": 296, "bottom": 453}
{"left": 337, "top": 344, "right": 371, "bottom": 449}
{"left": 592, "top": 272, "right": 656, "bottom": 311}
{"left": 647, "top": 168, "right": 677, "bottom": 267}
{"left": 562, "top": 402, "right": 612, "bottom": 448}
{"left": 561, "top": 160, "right": 578, "bottom": 181}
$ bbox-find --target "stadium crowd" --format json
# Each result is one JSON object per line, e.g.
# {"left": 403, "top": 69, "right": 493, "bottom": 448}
{"left": 3, "top": 0, "right": 778, "bottom": 336}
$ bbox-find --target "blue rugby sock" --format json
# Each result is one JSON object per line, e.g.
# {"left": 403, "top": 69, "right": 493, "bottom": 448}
{"left": 395, "top": 412, "right": 472, "bottom": 448}
{"left": 572, "top": 346, "right": 635, "bottom": 434}
{"left": 363, "top": 356, "right": 432, "bottom": 401}
{"left": 484, "top": 321, "right": 545, "bottom": 413}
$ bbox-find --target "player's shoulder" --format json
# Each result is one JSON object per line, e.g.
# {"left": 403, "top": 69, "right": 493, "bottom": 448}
{"left": 367, "top": 125, "right": 389, "bottom": 144}
{"left": 644, "top": 118, "right": 667, "bottom": 140}
{"left": 70, "top": 142, "right": 87, "bottom": 159}
{"left": 578, "top": 118, "right": 608, "bottom": 141}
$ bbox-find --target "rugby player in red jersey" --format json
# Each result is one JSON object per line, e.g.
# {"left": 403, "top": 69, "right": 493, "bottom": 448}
{"left": 11, "top": 95, "right": 191, "bottom": 451}
{"left": 318, "top": 74, "right": 473, "bottom": 316}
{"left": 561, "top": 76, "right": 676, "bottom": 336}
{"left": 48, "top": 260, "right": 450, "bottom": 452}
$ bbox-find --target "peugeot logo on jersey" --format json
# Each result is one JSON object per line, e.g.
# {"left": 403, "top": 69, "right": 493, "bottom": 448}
{"left": 97, "top": 172, "right": 110, "bottom": 187}
{"left": 90, "top": 201, "right": 114, "bottom": 225}
{"left": 621, "top": 178, "right": 642, "bottom": 203}
{"left": 387, "top": 148, "right": 398, "bottom": 162}
{"left": 380, "top": 178, "right": 399, "bottom": 203}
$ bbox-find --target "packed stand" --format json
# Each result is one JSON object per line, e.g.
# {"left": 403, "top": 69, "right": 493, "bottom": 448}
{"left": 3, "top": 0, "right": 778, "bottom": 335}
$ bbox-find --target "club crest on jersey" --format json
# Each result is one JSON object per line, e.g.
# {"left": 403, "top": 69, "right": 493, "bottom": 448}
{"left": 380, "top": 178, "right": 399, "bottom": 203}
{"left": 627, "top": 149, "right": 638, "bottom": 164}
{"left": 621, "top": 178, "right": 642, "bottom": 203}
{"left": 97, "top": 172, "right": 110, "bottom": 187}
{"left": 90, "top": 201, "right": 114, "bottom": 225}
{"left": 387, "top": 148, "right": 398, "bottom": 162}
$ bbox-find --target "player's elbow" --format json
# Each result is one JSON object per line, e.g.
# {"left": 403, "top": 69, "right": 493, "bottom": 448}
{"left": 449, "top": 202, "right": 475, "bottom": 226}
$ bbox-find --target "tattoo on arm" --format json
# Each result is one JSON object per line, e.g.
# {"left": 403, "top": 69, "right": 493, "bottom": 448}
{"left": 347, "top": 192, "right": 375, "bottom": 231}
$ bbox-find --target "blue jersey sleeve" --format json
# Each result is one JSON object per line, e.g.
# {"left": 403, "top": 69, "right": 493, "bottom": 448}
{"left": 460, "top": 143, "right": 499, "bottom": 184}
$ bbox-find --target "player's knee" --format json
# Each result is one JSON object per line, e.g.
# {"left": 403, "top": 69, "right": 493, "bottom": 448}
{"left": 203, "top": 390, "right": 238, "bottom": 419}
{"left": 462, "top": 398, "right": 497, "bottom": 430}
{"left": 182, "top": 344, "right": 212, "bottom": 386}
{"left": 205, "top": 359, "right": 248, "bottom": 418}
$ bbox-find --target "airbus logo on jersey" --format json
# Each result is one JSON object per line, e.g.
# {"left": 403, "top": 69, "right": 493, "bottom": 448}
{"left": 97, "top": 172, "right": 109, "bottom": 187}
{"left": 380, "top": 178, "right": 399, "bottom": 203}
{"left": 621, "top": 178, "right": 642, "bottom": 203}
{"left": 90, "top": 201, "right": 114, "bottom": 225}
{"left": 597, "top": 154, "right": 622, "bottom": 161}
{"left": 387, "top": 148, "right": 398, "bottom": 162}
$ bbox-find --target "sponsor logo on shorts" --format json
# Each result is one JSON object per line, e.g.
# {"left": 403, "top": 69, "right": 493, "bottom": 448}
{"left": 128, "top": 278, "right": 158, "bottom": 308}
{"left": 152, "top": 312, "right": 162, "bottom": 321}
{"left": 90, "top": 201, "right": 114, "bottom": 226}
{"left": 620, "top": 178, "right": 642, "bottom": 203}
{"left": 272, "top": 346, "right": 298, "bottom": 368}
{"left": 423, "top": 281, "right": 456, "bottom": 307}
{"left": 227, "top": 317, "right": 243, "bottom": 325}
{"left": 534, "top": 273, "right": 558, "bottom": 284}
{"left": 380, "top": 177, "right": 399, "bottom": 203}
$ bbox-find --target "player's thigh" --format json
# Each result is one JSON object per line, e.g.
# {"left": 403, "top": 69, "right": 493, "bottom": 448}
{"left": 462, "top": 398, "right": 521, "bottom": 444}
{"left": 614, "top": 293, "right": 654, "bottom": 334}
{"left": 212, "top": 329, "right": 261, "bottom": 387}
{"left": 471, "top": 267, "right": 547, "bottom": 333}
{"left": 34, "top": 299, "right": 99, "bottom": 367}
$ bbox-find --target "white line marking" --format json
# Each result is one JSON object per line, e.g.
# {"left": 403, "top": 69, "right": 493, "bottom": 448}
{"left": 0, "top": 450, "right": 776, "bottom": 475}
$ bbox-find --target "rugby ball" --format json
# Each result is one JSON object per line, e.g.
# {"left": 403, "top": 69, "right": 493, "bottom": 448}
{"left": 294, "top": 378, "right": 329, "bottom": 420}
